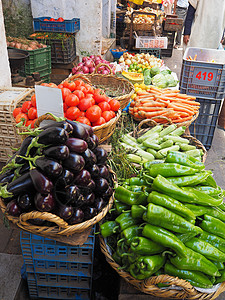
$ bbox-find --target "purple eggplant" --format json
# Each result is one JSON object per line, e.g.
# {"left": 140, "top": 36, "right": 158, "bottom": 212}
{"left": 95, "top": 197, "right": 105, "bottom": 212}
{"left": 92, "top": 134, "right": 99, "bottom": 147}
{"left": 66, "top": 120, "right": 90, "bottom": 141}
{"left": 30, "top": 169, "right": 53, "bottom": 194}
{"left": 74, "top": 170, "right": 91, "bottom": 186}
{"left": 87, "top": 164, "right": 100, "bottom": 178}
{"left": 68, "top": 207, "right": 84, "bottom": 225}
{"left": 66, "top": 138, "right": 88, "bottom": 153}
{"left": 102, "top": 186, "right": 113, "bottom": 200}
{"left": 57, "top": 204, "right": 74, "bottom": 221}
{"left": 38, "top": 127, "right": 69, "bottom": 145}
{"left": 6, "top": 199, "right": 22, "bottom": 217}
{"left": 99, "top": 165, "right": 110, "bottom": 179}
{"left": 83, "top": 192, "right": 95, "bottom": 206}
{"left": 56, "top": 185, "right": 80, "bottom": 205}
{"left": 0, "top": 170, "right": 15, "bottom": 185}
{"left": 18, "top": 162, "right": 30, "bottom": 175}
{"left": 82, "top": 149, "right": 97, "bottom": 167}
{"left": 17, "top": 193, "right": 34, "bottom": 211}
{"left": 94, "top": 177, "right": 109, "bottom": 194}
{"left": 34, "top": 157, "right": 63, "bottom": 179}
{"left": 55, "top": 169, "right": 74, "bottom": 188}
{"left": 86, "top": 137, "right": 96, "bottom": 151}
{"left": 93, "top": 147, "right": 108, "bottom": 165}
{"left": 34, "top": 193, "right": 55, "bottom": 212}
{"left": 15, "top": 136, "right": 34, "bottom": 164}
{"left": 43, "top": 145, "right": 70, "bottom": 161}
{"left": 40, "top": 120, "right": 73, "bottom": 134}
{"left": 83, "top": 207, "right": 97, "bottom": 220}
{"left": 77, "top": 179, "right": 95, "bottom": 196}
{"left": 62, "top": 153, "right": 85, "bottom": 173}
{"left": 76, "top": 122, "right": 94, "bottom": 137}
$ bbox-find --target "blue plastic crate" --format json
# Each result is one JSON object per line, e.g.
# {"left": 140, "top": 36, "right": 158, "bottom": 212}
{"left": 180, "top": 47, "right": 225, "bottom": 99}
{"left": 33, "top": 17, "right": 80, "bottom": 33}
{"left": 110, "top": 49, "right": 127, "bottom": 59}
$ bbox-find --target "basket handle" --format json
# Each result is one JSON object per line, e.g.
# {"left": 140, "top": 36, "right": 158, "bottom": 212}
{"left": 137, "top": 116, "right": 173, "bottom": 130}
{"left": 64, "top": 74, "right": 91, "bottom": 85}
{"left": 94, "top": 63, "right": 113, "bottom": 75}
{"left": 19, "top": 211, "right": 69, "bottom": 229}
{"left": 34, "top": 112, "right": 58, "bottom": 128}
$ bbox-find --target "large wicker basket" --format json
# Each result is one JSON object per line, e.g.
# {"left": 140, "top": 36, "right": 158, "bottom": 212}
{"left": 99, "top": 236, "right": 225, "bottom": 299}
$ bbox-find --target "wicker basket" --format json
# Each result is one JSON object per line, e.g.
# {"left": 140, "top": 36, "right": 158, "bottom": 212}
{"left": 126, "top": 22, "right": 154, "bottom": 31}
{"left": 0, "top": 169, "right": 116, "bottom": 246}
{"left": 99, "top": 236, "right": 225, "bottom": 299}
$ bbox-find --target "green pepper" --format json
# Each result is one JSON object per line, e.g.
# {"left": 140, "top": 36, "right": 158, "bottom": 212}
{"left": 200, "top": 230, "right": 225, "bottom": 254}
{"left": 200, "top": 214, "right": 225, "bottom": 240}
{"left": 144, "top": 203, "right": 201, "bottom": 234}
{"left": 115, "top": 212, "right": 139, "bottom": 232}
{"left": 185, "top": 237, "right": 225, "bottom": 262}
{"left": 142, "top": 224, "right": 188, "bottom": 257}
{"left": 176, "top": 232, "right": 197, "bottom": 244}
{"left": 166, "top": 171, "right": 210, "bottom": 187}
{"left": 148, "top": 163, "right": 199, "bottom": 178}
{"left": 147, "top": 191, "right": 195, "bottom": 222}
{"left": 182, "top": 187, "right": 223, "bottom": 206}
{"left": 114, "top": 199, "right": 130, "bottom": 215}
{"left": 124, "top": 177, "right": 147, "bottom": 186}
{"left": 169, "top": 247, "right": 220, "bottom": 277}
{"left": 100, "top": 221, "right": 119, "bottom": 238}
{"left": 123, "top": 184, "right": 143, "bottom": 192}
{"left": 131, "top": 205, "right": 146, "bottom": 219}
{"left": 201, "top": 175, "right": 217, "bottom": 188}
{"left": 138, "top": 255, "right": 166, "bottom": 278}
{"left": 194, "top": 185, "right": 223, "bottom": 197}
{"left": 187, "top": 205, "right": 225, "bottom": 222}
{"left": 130, "top": 236, "right": 165, "bottom": 255}
{"left": 121, "top": 250, "right": 140, "bottom": 265}
{"left": 165, "top": 151, "right": 205, "bottom": 170}
{"left": 215, "top": 269, "right": 225, "bottom": 284}
{"left": 121, "top": 225, "right": 142, "bottom": 245}
{"left": 114, "top": 186, "right": 147, "bottom": 206}
{"left": 164, "top": 262, "right": 213, "bottom": 288}
{"left": 184, "top": 203, "right": 208, "bottom": 217}
{"left": 218, "top": 202, "right": 225, "bottom": 211}
{"left": 112, "top": 251, "right": 122, "bottom": 265}
{"left": 129, "top": 263, "right": 146, "bottom": 280}
{"left": 211, "top": 261, "right": 224, "bottom": 270}
{"left": 143, "top": 160, "right": 165, "bottom": 169}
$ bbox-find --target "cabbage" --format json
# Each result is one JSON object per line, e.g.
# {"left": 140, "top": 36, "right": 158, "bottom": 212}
{"left": 150, "top": 66, "right": 160, "bottom": 77}
{"left": 165, "top": 74, "right": 178, "bottom": 87}
{"left": 144, "top": 69, "right": 152, "bottom": 85}
{"left": 151, "top": 74, "right": 168, "bottom": 89}
{"left": 161, "top": 69, "right": 172, "bottom": 75}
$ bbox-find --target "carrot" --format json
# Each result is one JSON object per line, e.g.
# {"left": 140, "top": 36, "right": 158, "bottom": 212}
{"left": 137, "top": 90, "right": 150, "bottom": 96}
{"left": 176, "top": 94, "right": 196, "bottom": 100}
{"left": 179, "top": 99, "right": 200, "bottom": 106}
{"left": 136, "top": 106, "right": 166, "bottom": 112}
{"left": 140, "top": 101, "right": 166, "bottom": 108}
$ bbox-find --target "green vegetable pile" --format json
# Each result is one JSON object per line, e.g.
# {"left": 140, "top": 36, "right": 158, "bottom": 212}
{"left": 144, "top": 68, "right": 178, "bottom": 88}
{"left": 101, "top": 144, "right": 225, "bottom": 289}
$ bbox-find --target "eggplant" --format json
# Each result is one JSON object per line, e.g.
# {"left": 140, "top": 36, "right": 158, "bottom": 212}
{"left": 76, "top": 122, "right": 94, "bottom": 137}
{"left": 30, "top": 169, "right": 53, "bottom": 194}
{"left": 3, "top": 172, "right": 34, "bottom": 197}
{"left": 40, "top": 120, "right": 73, "bottom": 134}
{"left": 57, "top": 204, "right": 74, "bottom": 221}
{"left": 68, "top": 208, "right": 84, "bottom": 225}
{"left": 66, "top": 120, "right": 90, "bottom": 141}
{"left": 83, "top": 193, "right": 95, "bottom": 206}
{"left": 55, "top": 169, "right": 74, "bottom": 188}
{"left": 74, "top": 170, "right": 91, "bottom": 186}
{"left": 43, "top": 145, "right": 70, "bottom": 161}
{"left": 17, "top": 193, "right": 33, "bottom": 211}
{"left": 0, "top": 170, "right": 15, "bottom": 185}
{"left": 87, "top": 164, "right": 100, "bottom": 178}
{"left": 82, "top": 149, "right": 97, "bottom": 167}
{"left": 15, "top": 136, "right": 34, "bottom": 164}
{"left": 6, "top": 199, "right": 22, "bottom": 217}
{"left": 94, "top": 177, "right": 109, "bottom": 194}
{"left": 92, "top": 134, "right": 99, "bottom": 148}
{"left": 66, "top": 138, "right": 88, "bottom": 154}
{"left": 77, "top": 179, "right": 96, "bottom": 196}
{"left": 18, "top": 162, "right": 30, "bottom": 175}
{"left": 99, "top": 165, "right": 110, "bottom": 179}
{"left": 102, "top": 186, "right": 113, "bottom": 200}
{"left": 34, "top": 192, "right": 55, "bottom": 212}
{"left": 56, "top": 185, "right": 80, "bottom": 205}
{"left": 62, "top": 153, "right": 85, "bottom": 173}
{"left": 93, "top": 147, "right": 108, "bottom": 165}
{"left": 34, "top": 157, "right": 63, "bottom": 179}
{"left": 86, "top": 137, "right": 96, "bottom": 151}
{"left": 83, "top": 207, "right": 97, "bottom": 220}
{"left": 95, "top": 197, "right": 105, "bottom": 212}
{"left": 37, "top": 127, "right": 69, "bottom": 145}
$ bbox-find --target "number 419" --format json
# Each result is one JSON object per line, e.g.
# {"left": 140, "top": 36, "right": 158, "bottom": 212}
{"left": 196, "top": 71, "right": 213, "bottom": 81}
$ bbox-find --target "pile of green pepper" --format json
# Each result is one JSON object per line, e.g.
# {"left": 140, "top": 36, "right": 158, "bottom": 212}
{"left": 100, "top": 150, "right": 225, "bottom": 289}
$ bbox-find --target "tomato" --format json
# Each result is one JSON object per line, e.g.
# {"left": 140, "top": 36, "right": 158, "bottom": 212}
{"left": 79, "top": 86, "right": 87, "bottom": 94}
{"left": 28, "top": 107, "right": 37, "bottom": 120}
{"left": 44, "top": 19, "right": 49, "bottom": 21}
{"left": 61, "top": 88, "right": 71, "bottom": 101}
{"left": 31, "top": 119, "right": 37, "bottom": 128}
{"left": 41, "top": 83, "right": 49, "bottom": 87}
{"left": 78, "top": 97, "right": 93, "bottom": 111}
{"left": 65, "top": 106, "right": 81, "bottom": 120}
{"left": 83, "top": 84, "right": 94, "bottom": 94}
{"left": 22, "top": 101, "right": 32, "bottom": 113}
{"left": 57, "top": 17, "right": 65, "bottom": 22}
{"left": 102, "top": 111, "right": 114, "bottom": 122}
{"left": 58, "top": 84, "right": 64, "bottom": 89}
{"left": 63, "top": 102, "right": 68, "bottom": 112}
{"left": 75, "top": 79, "right": 84, "bottom": 89}
{"left": 93, "top": 89, "right": 108, "bottom": 103}
{"left": 73, "top": 90, "right": 85, "bottom": 100}
{"left": 15, "top": 113, "right": 28, "bottom": 124}
{"left": 79, "top": 111, "right": 85, "bottom": 117}
{"left": 85, "top": 105, "right": 102, "bottom": 122}
{"left": 98, "top": 101, "right": 111, "bottom": 112}
{"left": 26, "top": 120, "right": 33, "bottom": 127}
{"left": 49, "top": 18, "right": 56, "bottom": 21}
{"left": 48, "top": 83, "right": 58, "bottom": 88}
{"left": 92, "top": 117, "right": 106, "bottom": 127}
{"left": 109, "top": 99, "right": 120, "bottom": 111}
{"left": 65, "top": 94, "right": 79, "bottom": 107}
{"left": 13, "top": 107, "right": 23, "bottom": 118}
{"left": 110, "top": 110, "right": 116, "bottom": 118}
{"left": 31, "top": 94, "right": 36, "bottom": 107}
{"left": 76, "top": 116, "right": 91, "bottom": 126}
{"left": 63, "top": 80, "right": 76, "bottom": 92}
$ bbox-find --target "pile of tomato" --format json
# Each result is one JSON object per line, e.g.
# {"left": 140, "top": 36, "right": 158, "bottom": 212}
{"left": 43, "top": 17, "right": 65, "bottom": 22}
{"left": 13, "top": 80, "right": 120, "bottom": 128}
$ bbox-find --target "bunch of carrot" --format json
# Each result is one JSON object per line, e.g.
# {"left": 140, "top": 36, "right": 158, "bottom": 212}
{"left": 129, "top": 86, "right": 200, "bottom": 124}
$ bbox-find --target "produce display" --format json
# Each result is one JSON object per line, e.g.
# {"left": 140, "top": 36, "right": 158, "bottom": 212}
{"left": 13, "top": 79, "right": 120, "bottom": 128}
{"left": 129, "top": 85, "right": 200, "bottom": 122}
{"left": 0, "top": 119, "right": 114, "bottom": 225}
{"left": 100, "top": 139, "right": 225, "bottom": 288}
{"left": 119, "top": 52, "right": 163, "bottom": 69}
{"left": 7, "top": 36, "right": 47, "bottom": 50}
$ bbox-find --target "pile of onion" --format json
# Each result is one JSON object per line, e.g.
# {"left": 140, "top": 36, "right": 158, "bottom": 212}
{"left": 72, "top": 55, "right": 115, "bottom": 75}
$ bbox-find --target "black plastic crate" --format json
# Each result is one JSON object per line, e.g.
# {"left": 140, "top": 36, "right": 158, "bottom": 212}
{"left": 139, "top": 48, "right": 161, "bottom": 58}
{"left": 161, "top": 30, "right": 175, "bottom": 57}
{"left": 188, "top": 96, "right": 222, "bottom": 150}
{"left": 47, "top": 36, "right": 76, "bottom": 64}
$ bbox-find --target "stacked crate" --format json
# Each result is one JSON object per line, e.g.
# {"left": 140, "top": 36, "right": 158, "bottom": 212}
{"left": 33, "top": 17, "right": 80, "bottom": 84}
{"left": 180, "top": 47, "right": 225, "bottom": 149}
{"left": 20, "top": 227, "right": 95, "bottom": 300}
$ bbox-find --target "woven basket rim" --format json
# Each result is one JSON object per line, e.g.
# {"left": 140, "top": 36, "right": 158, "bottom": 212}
{"left": 0, "top": 168, "right": 116, "bottom": 237}
{"left": 99, "top": 235, "right": 225, "bottom": 299}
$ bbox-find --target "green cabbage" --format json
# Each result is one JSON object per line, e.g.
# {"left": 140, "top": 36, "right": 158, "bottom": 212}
{"left": 160, "top": 69, "right": 172, "bottom": 75}
{"left": 151, "top": 73, "right": 168, "bottom": 88}
{"left": 164, "top": 74, "right": 178, "bottom": 87}
{"left": 150, "top": 66, "right": 160, "bottom": 77}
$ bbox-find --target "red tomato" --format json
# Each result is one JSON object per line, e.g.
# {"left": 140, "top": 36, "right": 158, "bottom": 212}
{"left": 79, "top": 111, "right": 85, "bottom": 117}
{"left": 93, "top": 89, "right": 108, "bottom": 103}
{"left": 83, "top": 84, "right": 94, "bottom": 94}
{"left": 75, "top": 79, "right": 84, "bottom": 89}
{"left": 22, "top": 101, "right": 32, "bottom": 113}
{"left": 85, "top": 105, "right": 102, "bottom": 122}
{"left": 41, "top": 83, "right": 50, "bottom": 87}
{"left": 49, "top": 18, "right": 56, "bottom": 21}
{"left": 79, "top": 86, "right": 87, "bottom": 94}
{"left": 73, "top": 90, "right": 85, "bottom": 100}
{"left": 92, "top": 117, "right": 106, "bottom": 127}
{"left": 44, "top": 19, "right": 49, "bottom": 21}
{"left": 48, "top": 82, "right": 58, "bottom": 88}
{"left": 102, "top": 111, "right": 114, "bottom": 122}
{"left": 13, "top": 107, "right": 22, "bottom": 118}
{"left": 98, "top": 101, "right": 111, "bottom": 112}
{"left": 76, "top": 116, "right": 91, "bottom": 126}
{"left": 65, "top": 94, "right": 79, "bottom": 107}
{"left": 109, "top": 99, "right": 120, "bottom": 111}
{"left": 65, "top": 106, "right": 81, "bottom": 120}
{"left": 15, "top": 113, "right": 28, "bottom": 124}
{"left": 78, "top": 97, "right": 93, "bottom": 111}
{"left": 63, "top": 80, "right": 76, "bottom": 92}
{"left": 110, "top": 110, "right": 116, "bottom": 118}
{"left": 61, "top": 88, "right": 71, "bottom": 101}
{"left": 31, "top": 94, "right": 36, "bottom": 107}
{"left": 57, "top": 17, "right": 65, "bottom": 22}
{"left": 26, "top": 120, "right": 33, "bottom": 127}
{"left": 28, "top": 107, "right": 37, "bottom": 120}
{"left": 58, "top": 84, "right": 64, "bottom": 89}
{"left": 63, "top": 102, "right": 68, "bottom": 112}
{"left": 31, "top": 119, "right": 37, "bottom": 128}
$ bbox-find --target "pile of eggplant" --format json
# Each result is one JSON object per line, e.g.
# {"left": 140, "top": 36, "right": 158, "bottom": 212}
{"left": 0, "top": 120, "right": 114, "bottom": 226}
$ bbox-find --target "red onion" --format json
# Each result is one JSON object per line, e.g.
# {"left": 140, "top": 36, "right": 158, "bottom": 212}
{"left": 78, "top": 62, "right": 84, "bottom": 67}
{"left": 89, "top": 67, "right": 95, "bottom": 73}
{"left": 72, "top": 66, "right": 78, "bottom": 74}
{"left": 98, "top": 66, "right": 105, "bottom": 71}
{"left": 102, "top": 70, "right": 109, "bottom": 75}
{"left": 85, "top": 60, "right": 94, "bottom": 68}
{"left": 76, "top": 71, "right": 83, "bottom": 74}
{"left": 82, "top": 56, "right": 89, "bottom": 63}
{"left": 90, "top": 55, "right": 95, "bottom": 59}
{"left": 82, "top": 66, "right": 90, "bottom": 74}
